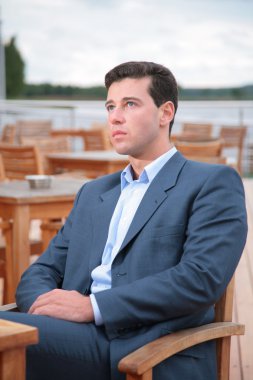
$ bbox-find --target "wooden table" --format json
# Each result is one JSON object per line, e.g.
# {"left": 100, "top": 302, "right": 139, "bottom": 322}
{"left": 0, "top": 319, "right": 38, "bottom": 380}
{"left": 0, "top": 178, "right": 84, "bottom": 290}
{"left": 47, "top": 151, "right": 129, "bottom": 178}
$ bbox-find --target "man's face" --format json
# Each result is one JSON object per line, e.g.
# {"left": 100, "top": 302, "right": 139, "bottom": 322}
{"left": 105, "top": 77, "right": 166, "bottom": 159}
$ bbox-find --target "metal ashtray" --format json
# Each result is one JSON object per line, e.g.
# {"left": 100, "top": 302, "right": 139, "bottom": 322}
{"left": 25, "top": 175, "right": 52, "bottom": 189}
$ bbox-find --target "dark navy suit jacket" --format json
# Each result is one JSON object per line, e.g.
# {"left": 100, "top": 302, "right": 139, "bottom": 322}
{"left": 16, "top": 152, "right": 248, "bottom": 379}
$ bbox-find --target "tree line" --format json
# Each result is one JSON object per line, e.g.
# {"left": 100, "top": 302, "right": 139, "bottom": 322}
{"left": 5, "top": 37, "right": 253, "bottom": 101}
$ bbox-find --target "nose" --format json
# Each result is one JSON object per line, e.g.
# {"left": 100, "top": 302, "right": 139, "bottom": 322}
{"left": 108, "top": 107, "right": 125, "bottom": 125}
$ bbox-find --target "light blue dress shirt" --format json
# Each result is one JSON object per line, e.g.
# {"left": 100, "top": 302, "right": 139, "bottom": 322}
{"left": 90, "top": 147, "right": 177, "bottom": 324}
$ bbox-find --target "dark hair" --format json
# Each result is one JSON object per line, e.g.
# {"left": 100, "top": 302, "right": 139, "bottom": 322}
{"left": 105, "top": 61, "right": 178, "bottom": 132}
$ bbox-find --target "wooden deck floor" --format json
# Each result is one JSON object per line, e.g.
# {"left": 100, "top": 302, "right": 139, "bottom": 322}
{"left": 230, "top": 178, "right": 253, "bottom": 380}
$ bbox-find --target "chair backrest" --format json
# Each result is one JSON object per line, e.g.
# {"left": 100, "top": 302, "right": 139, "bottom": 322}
{"left": 175, "top": 139, "right": 223, "bottom": 158}
{"left": 90, "top": 122, "right": 108, "bottom": 130}
{"left": 182, "top": 156, "right": 227, "bottom": 164}
{"left": 40, "top": 220, "right": 64, "bottom": 251}
{"left": 219, "top": 126, "right": 246, "bottom": 148}
{"left": 118, "top": 274, "right": 241, "bottom": 380}
{"left": 81, "top": 129, "right": 111, "bottom": 151}
{"left": 182, "top": 123, "right": 213, "bottom": 138}
{"left": 51, "top": 129, "right": 85, "bottom": 150}
{"left": 0, "top": 124, "right": 16, "bottom": 144}
{"left": 0, "top": 154, "right": 6, "bottom": 181}
{"left": 215, "top": 276, "right": 235, "bottom": 378}
{"left": 0, "top": 144, "right": 44, "bottom": 180}
{"left": 16, "top": 120, "right": 52, "bottom": 143}
{"left": 21, "top": 136, "right": 71, "bottom": 174}
{"left": 219, "top": 126, "right": 247, "bottom": 174}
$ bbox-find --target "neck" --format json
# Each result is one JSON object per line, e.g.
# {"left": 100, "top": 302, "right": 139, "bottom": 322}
{"left": 129, "top": 143, "right": 174, "bottom": 179}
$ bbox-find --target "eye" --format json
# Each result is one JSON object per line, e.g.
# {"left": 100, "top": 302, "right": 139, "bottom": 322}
{"left": 126, "top": 101, "right": 135, "bottom": 108}
{"left": 106, "top": 104, "right": 115, "bottom": 112}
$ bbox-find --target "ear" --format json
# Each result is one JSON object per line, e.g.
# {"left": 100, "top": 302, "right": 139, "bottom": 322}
{"left": 159, "top": 101, "right": 175, "bottom": 127}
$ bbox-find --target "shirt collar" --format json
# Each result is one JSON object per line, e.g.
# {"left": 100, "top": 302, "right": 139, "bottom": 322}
{"left": 121, "top": 146, "right": 177, "bottom": 190}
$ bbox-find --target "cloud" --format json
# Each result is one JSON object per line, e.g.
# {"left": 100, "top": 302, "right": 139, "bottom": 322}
{"left": 2, "top": 0, "right": 253, "bottom": 87}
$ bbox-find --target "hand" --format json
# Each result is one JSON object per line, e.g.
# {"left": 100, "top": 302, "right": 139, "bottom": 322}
{"left": 28, "top": 289, "right": 94, "bottom": 323}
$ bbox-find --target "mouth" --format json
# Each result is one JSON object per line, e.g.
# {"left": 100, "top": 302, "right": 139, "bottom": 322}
{"left": 112, "top": 130, "right": 127, "bottom": 138}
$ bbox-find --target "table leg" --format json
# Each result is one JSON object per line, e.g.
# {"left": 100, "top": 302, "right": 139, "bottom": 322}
{"left": 12, "top": 205, "right": 31, "bottom": 289}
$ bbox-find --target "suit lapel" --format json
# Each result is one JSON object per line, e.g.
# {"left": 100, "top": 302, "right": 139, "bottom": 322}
{"left": 89, "top": 181, "right": 121, "bottom": 269}
{"left": 119, "top": 152, "right": 186, "bottom": 252}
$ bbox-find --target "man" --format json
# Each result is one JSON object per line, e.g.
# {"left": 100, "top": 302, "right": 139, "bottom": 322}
{"left": 1, "top": 61, "right": 247, "bottom": 380}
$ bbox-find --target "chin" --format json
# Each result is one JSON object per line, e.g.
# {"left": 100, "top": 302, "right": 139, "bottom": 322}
{"left": 113, "top": 144, "right": 128, "bottom": 155}
{"left": 115, "top": 149, "right": 128, "bottom": 156}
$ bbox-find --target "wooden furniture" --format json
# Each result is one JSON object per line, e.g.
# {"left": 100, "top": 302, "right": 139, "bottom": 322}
{"left": 183, "top": 156, "right": 227, "bottom": 164}
{"left": 81, "top": 129, "right": 111, "bottom": 151}
{"left": 119, "top": 275, "right": 244, "bottom": 380}
{"left": 182, "top": 122, "right": 213, "bottom": 138}
{"left": 219, "top": 126, "right": 247, "bottom": 174}
{"left": 51, "top": 128, "right": 111, "bottom": 151}
{"left": 40, "top": 220, "right": 64, "bottom": 251}
{"left": 0, "top": 221, "right": 14, "bottom": 304}
{"left": 47, "top": 151, "right": 128, "bottom": 178}
{"left": 0, "top": 178, "right": 84, "bottom": 290}
{"left": 51, "top": 128, "right": 86, "bottom": 150}
{"left": 16, "top": 120, "right": 52, "bottom": 144}
{"left": 175, "top": 139, "right": 223, "bottom": 161}
{"left": 0, "top": 124, "right": 16, "bottom": 145}
{"left": 90, "top": 122, "right": 108, "bottom": 130}
{"left": 0, "top": 275, "right": 244, "bottom": 380}
{"left": 0, "top": 145, "right": 44, "bottom": 180}
{"left": 0, "top": 319, "right": 38, "bottom": 380}
{"left": 51, "top": 128, "right": 84, "bottom": 139}
{"left": 0, "top": 155, "right": 5, "bottom": 181}
{"left": 21, "top": 136, "right": 71, "bottom": 174}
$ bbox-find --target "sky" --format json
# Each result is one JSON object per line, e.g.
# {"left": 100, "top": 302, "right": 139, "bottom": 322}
{"left": 1, "top": 0, "right": 253, "bottom": 88}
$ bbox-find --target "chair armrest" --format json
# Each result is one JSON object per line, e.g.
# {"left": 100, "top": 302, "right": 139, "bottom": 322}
{"left": 118, "top": 322, "right": 245, "bottom": 378}
{"left": 0, "top": 302, "right": 19, "bottom": 312}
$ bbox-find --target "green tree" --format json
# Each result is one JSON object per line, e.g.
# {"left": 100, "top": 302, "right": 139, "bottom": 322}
{"left": 5, "top": 37, "right": 25, "bottom": 98}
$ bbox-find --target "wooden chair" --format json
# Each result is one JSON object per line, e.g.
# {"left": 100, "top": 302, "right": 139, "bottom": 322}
{"left": 51, "top": 128, "right": 84, "bottom": 139}
{"left": 184, "top": 156, "right": 227, "bottom": 165}
{"left": 119, "top": 275, "right": 244, "bottom": 380}
{"left": 40, "top": 220, "right": 64, "bottom": 251}
{"left": 0, "top": 220, "right": 15, "bottom": 304}
{"left": 175, "top": 139, "right": 223, "bottom": 161}
{"left": 0, "top": 319, "right": 38, "bottom": 380}
{"left": 21, "top": 136, "right": 71, "bottom": 174}
{"left": 0, "top": 144, "right": 44, "bottom": 180}
{"left": 90, "top": 122, "right": 108, "bottom": 130}
{"left": 0, "top": 155, "right": 6, "bottom": 181}
{"left": 182, "top": 123, "right": 213, "bottom": 139}
{"left": 0, "top": 124, "right": 16, "bottom": 144}
{"left": 0, "top": 274, "right": 244, "bottom": 380}
{"left": 219, "top": 126, "right": 247, "bottom": 174}
{"left": 81, "top": 129, "right": 111, "bottom": 151}
{"left": 16, "top": 120, "right": 52, "bottom": 144}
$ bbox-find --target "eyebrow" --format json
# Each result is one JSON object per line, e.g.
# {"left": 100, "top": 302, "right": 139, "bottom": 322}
{"left": 105, "top": 96, "right": 142, "bottom": 107}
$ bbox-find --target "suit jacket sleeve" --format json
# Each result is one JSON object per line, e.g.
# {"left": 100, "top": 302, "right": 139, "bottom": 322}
{"left": 15, "top": 186, "right": 84, "bottom": 311}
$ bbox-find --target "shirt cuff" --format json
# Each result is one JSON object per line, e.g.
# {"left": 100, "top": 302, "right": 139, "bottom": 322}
{"left": 90, "top": 294, "right": 104, "bottom": 325}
